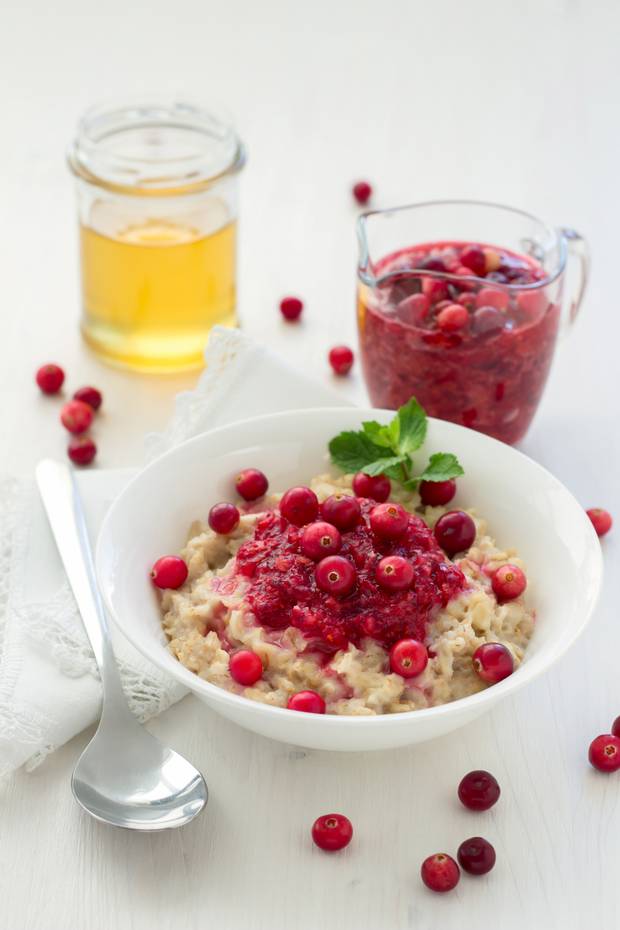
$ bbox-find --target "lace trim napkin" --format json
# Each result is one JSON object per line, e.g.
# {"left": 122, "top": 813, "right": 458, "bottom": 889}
{"left": 0, "top": 328, "right": 350, "bottom": 776}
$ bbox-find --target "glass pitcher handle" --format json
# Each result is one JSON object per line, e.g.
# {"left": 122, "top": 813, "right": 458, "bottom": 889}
{"left": 560, "top": 227, "right": 590, "bottom": 325}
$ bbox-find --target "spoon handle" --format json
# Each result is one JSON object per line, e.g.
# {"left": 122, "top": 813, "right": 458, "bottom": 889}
{"left": 36, "top": 459, "right": 126, "bottom": 707}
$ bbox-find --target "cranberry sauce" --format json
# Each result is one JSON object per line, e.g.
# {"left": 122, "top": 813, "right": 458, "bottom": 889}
{"left": 358, "top": 241, "right": 561, "bottom": 444}
{"left": 235, "top": 500, "right": 465, "bottom": 653}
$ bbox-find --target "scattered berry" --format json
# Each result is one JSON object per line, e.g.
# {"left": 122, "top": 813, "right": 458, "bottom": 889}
{"left": 369, "top": 502, "right": 409, "bottom": 540}
{"left": 458, "top": 770, "right": 501, "bottom": 811}
{"left": 434, "top": 510, "right": 476, "bottom": 555}
{"left": 280, "top": 486, "right": 319, "bottom": 526}
{"left": 279, "top": 296, "right": 304, "bottom": 322}
{"left": 472, "top": 642, "right": 514, "bottom": 684}
{"left": 436, "top": 303, "right": 469, "bottom": 333}
{"left": 150, "top": 555, "right": 188, "bottom": 589}
{"left": 492, "top": 564, "right": 527, "bottom": 601}
{"left": 457, "top": 837, "right": 496, "bottom": 875}
{"left": 587, "top": 508, "right": 612, "bottom": 537}
{"left": 329, "top": 345, "right": 354, "bottom": 376}
{"left": 67, "top": 436, "right": 97, "bottom": 466}
{"left": 315, "top": 555, "right": 356, "bottom": 596}
{"left": 300, "top": 521, "right": 342, "bottom": 560}
{"left": 321, "top": 493, "right": 361, "bottom": 530}
{"left": 208, "top": 502, "right": 240, "bottom": 535}
{"left": 312, "top": 813, "right": 353, "bottom": 851}
{"left": 229, "top": 650, "right": 263, "bottom": 686}
{"left": 352, "top": 180, "right": 372, "bottom": 206}
{"left": 60, "top": 399, "right": 94, "bottom": 434}
{"left": 235, "top": 468, "right": 269, "bottom": 501}
{"left": 36, "top": 363, "right": 65, "bottom": 395}
{"left": 589, "top": 734, "right": 620, "bottom": 772}
{"left": 376, "top": 556, "right": 414, "bottom": 592}
{"left": 352, "top": 472, "right": 391, "bottom": 502}
{"left": 613, "top": 717, "right": 620, "bottom": 739}
{"left": 421, "top": 854, "right": 460, "bottom": 893}
{"left": 419, "top": 479, "right": 456, "bottom": 507}
{"left": 389, "top": 638, "right": 428, "bottom": 678}
{"left": 287, "top": 690, "right": 326, "bottom": 713}
{"left": 73, "top": 385, "right": 103, "bottom": 411}
{"left": 459, "top": 245, "right": 487, "bottom": 277}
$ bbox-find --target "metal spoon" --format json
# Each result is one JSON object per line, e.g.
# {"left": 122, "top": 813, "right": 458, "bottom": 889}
{"left": 36, "top": 459, "right": 208, "bottom": 830}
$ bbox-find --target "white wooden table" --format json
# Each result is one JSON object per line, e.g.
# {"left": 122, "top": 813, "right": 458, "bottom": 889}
{"left": 1, "top": 1, "right": 619, "bottom": 927}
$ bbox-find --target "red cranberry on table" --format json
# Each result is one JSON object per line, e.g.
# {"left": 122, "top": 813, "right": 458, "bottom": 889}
{"left": 321, "top": 493, "right": 361, "bottom": 530}
{"left": 67, "top": 436, "right": 97, "bottom": 466}
{"left": 287, "top": 690, "right": 326, "bottom": 714}
{"left": 376, "top": 556, "right": 414, "bottom": 592}
{"left": 315, "top": 555, "right": 357, "bottom": 596}
{"left": 300, "top": 521, "right": 342, "bottom": 560}
{"left": 458, "top": 770, "right": 501, "bottom": 811}
{"left": 492, "top": 564, "right": 527, "bottom": 601}
{"left": 235, "top": 468, "right": 269, "bottom": 501}
{"left": 369, "top": 502, "right": 409, "bottom": 540}
{"left": 434, "top": 510, "right": 476, "bottom": 555}
{"left": 229, "top": 650, "right": 263, "bottom": 686}
{"left": 587, "top": 508, "right": 613, "bottom": 537}
{"left": 36, "top": 363, "right": 65, "bottom": 394}
{"left": 208, "top": 502, "right": 240, "bottom": 535}
{"left": 73, "top": 385, "right": 103, "bottom": 411}
{"left": 352, "top": 180, "right": 372, "bottom": 205}
{"left": 312, "top": 813, "right": 353, "bottom": 851}
{"left": 612, "top": 717, "right": 620, "bottom": 739}
{"left": 459, "top": 245, "right": 487, "bottom": 277}
{"left": 419, "top": 478, "right": 456, "bottom": 507}
{"left": 328, "top": 345, "right": 354, "bottom": 376}
{"left": 280, "top": 486, "right": 319, "bottom": 526}
{"left": 457, "top": 836, "right": 496, "bottom": 875}
{"left": 436, "top": 303, "right": 469, "bottom": 333}
{"left": 472, "top": 642, "right": 514, "bottom": 684}
{"left": 589, "top": 734, "right": 620, "bottom": 772}
{"left": 279, "top": 296, "right": 304, "bottom": 322}
{"left": 60, "top": 400, "right": 94, "bottom": 434}
{"left": 421, "top": 853, "right": 460, "bottom": 893}
{"left": 150, "top": 555, "right": 188, "bottom": 589}
{"left": 352, "top": 472, "right": 391, "bottom": 502}
{"left": 389, "top": 638, "right": 428, "bottom": 678}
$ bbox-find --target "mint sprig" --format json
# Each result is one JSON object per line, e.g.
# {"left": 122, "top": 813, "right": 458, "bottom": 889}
{"left": 328, "top": 397, "right": 464, "bottom": 489}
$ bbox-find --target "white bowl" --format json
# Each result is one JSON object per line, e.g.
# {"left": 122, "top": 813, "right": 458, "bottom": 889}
{"left": 96, "top": 408, "right": 603, "bottom": 752}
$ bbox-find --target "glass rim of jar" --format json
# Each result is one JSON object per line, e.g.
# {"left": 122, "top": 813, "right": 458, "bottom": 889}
{"left": 68, "top": 96, "right": 246, "bottom": 197}
{"left": 356, "top": 199, "right": 568, "bottom": 292}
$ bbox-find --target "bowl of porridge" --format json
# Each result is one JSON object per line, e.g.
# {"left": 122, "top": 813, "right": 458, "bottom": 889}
{"left": 96, "top": 407, "right": 602, "bottom": 751}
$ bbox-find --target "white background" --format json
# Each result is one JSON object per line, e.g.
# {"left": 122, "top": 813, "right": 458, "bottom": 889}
{"left": 1, "top": 1, "right": 619, "bottom": 928}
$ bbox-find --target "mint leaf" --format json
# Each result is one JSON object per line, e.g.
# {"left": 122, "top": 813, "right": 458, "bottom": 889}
{"left": 418, "top": 452, "right": 464, "bottom": 483}
{"left": 328, "top": 431, "right": 389, "bottom": 473}
{"left": 361, "top": 420, "right": 393, "bottom": 449}
{"left": 396, "top": 397, "right": 427, "bottom": 455}
{"left": 386, "top": 415, "right": 401, "bottom": 449}
{"left": 362, "top": 455, "right": 408, "bottom": 477}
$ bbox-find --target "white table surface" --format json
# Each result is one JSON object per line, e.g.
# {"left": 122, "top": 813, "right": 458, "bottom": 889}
{"left": 1, "top": 0, "right": 619, "bottom": 927}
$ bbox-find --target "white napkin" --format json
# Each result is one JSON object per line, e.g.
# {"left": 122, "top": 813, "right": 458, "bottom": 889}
{"left": 0, "top": 328, "right": 351, "bottom": 776}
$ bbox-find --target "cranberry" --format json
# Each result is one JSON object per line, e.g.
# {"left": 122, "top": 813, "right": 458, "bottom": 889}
{"left": 229, "top": 650, "right": 263, "bottom": 686}
{"left": 279, "top": 296, "right": 304, "bottom": 322}
{"left": 483, "top": 247, "right": 501, "bottom": 273}
{"left": 369, "top": 502, "right": 409, "bottom": 540}
{"left": 420, "top": 854, "right": 460, "bottom": 893}
{"left": 395, "top": 293, "right": 430, "bottom": 326}
{"left": 321, "top": 494, "right": 361, "bottom": 530}
{"left": 73, "top": 385, "right": 103, "bottom": 411}
{"left": 312, "top": 813, "right": 353, "bottom": 851}
{"left": 457, "top": 837, "right": 496, "bottom": 875}
{"left": 67, "top": 436, "right": 97, "bottom": 466}
{"left": 352, "top": 180, "right": 372, "bottom": 205}
{"left": 457, "top": 291, "right": 476, "bottom": 309}
{"left": 589, "top": 734, "right": 620, "bottom": 772}
{"left": 315, "top": 555, "right": 356, "bottom": 596}
{"left": 436, "top": 303, "right": 469, "bottom": 333}
{"left": 434, "top": 510, "right": 476, "bottom": 555}
{"left": 419, "top": 479, "right": 456, "bottom": 507}
{"left": 328, "top": 345, "right": 354, "bottom": 376}
{"left": 352, "top": 472, "right": 391, "bottom": 502}
{"left": 458, "top": 770, "right": 501, "bottom": 811}
{"left": 422, "top": 277, "right": 449, "bottom": 303}
{"left": 492, "top": 564, "right": 527, "bottom": 601}
{"left": 287, "top": 690, "right": 326, "bottom": 713}
{"left": 208, "top": 502, "right": 240, "bottom": 534}
{"left": 36, "top": 363, "right": 65, "bottom": 394}
{"left": 421, "top": 257, "right": 446, "bottom": 272}
{"left": 460, "top": 245, "right": 486, "bottom": 277}
{"left": 376, "top": 556, "right": 414, "bottom": 592}
{"left": 60, "top": 400, "right": 94, "bottom": 434}
{"left": 472, "top": 305, "right": 505, "bottom": 335}
{"left": 280, "top": 486, "right": 319, "bottom": 526}
{"left": 587, "top": 508, "right": 613, "bottom": 537}
{"left": 613, "top": 717, "right": 620, "bottom": 739}
{"left": 472, "top": 642, "right": 514, "bottom": 684}
{"left": 235, "top": 468, "right": 269, "bottom": 501}
{"left": 301, "top": 521, "right": 342, "bottom": 560}
{"left": 389, "top": 638, "right": 428, "bottom": 678}
{"left": 475, "top": 287, "right": 509, "bottom": 311}
{"left": 150, "top": 555, "right": 188, "bottom": 589}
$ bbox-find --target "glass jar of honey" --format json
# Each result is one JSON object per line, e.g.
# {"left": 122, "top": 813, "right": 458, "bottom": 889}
{"left": 69, "top": 98, "right": 245, "bottom": 372}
